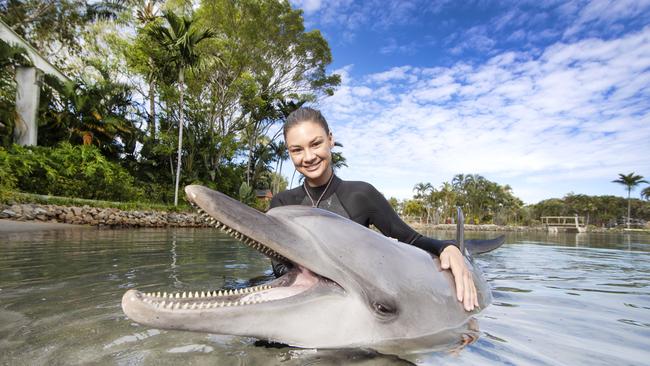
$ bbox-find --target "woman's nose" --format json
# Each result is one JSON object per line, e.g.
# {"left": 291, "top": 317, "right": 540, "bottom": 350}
{"left": 303, "top": 148, "right": 316, "bottom": 162}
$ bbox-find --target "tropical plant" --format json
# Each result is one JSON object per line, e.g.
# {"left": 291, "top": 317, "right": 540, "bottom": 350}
{"left": 146, "top": 10, "right": 216, "bottom": 205}
{"left": 1, "top": 143, "right": 143, "bottom": 201}
{"left": 40, "top": 67, "right": 137, "bottom": 158}
{"left": 642, "top": 186, "right": 650, "bottom": 201}
{"left": 612, "top": 172, "right": 648, "bottom": 228}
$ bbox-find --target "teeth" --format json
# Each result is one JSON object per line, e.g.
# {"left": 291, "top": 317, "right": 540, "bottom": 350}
{"left": 166, "top": 302, "right": 174, "bottom": 309}
{"left": 159, "top": 301, "right": 166, "bottom": 308}
{"left": 182, "top": 303, "right": 189, "bottom": 309}
{"left": 163, "top": 292, "right": 167, "bottom": 298}
{"left": 191, "top": 303, "right": 197, "bottom": 310}
{"left": 188, "top": 292, "right": 193, "bottom": 298}
{"left": 156, "top": 292, "right": 161, "bottom": 297}
{"left": 201, "top": 291, "right": 206, "bottom": 298}
{"left": 182, "top": 292, "right": 186, "bottom": 298}
{"left": 194, "top": 291, "right": 199, "bottom": 298}
{"left": 218, "top": 290, "right": 223, "bottom": 296}
{"left": 173, "top": 302, "right": 180, "bottom": 310}
{"left": 175, "top": 293, "right": 180, "bottom": 299}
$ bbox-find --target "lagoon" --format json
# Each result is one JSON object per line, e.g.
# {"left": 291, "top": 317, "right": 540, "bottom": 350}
{"left": 1, "top": 227, "right": 649, "bottom": 365}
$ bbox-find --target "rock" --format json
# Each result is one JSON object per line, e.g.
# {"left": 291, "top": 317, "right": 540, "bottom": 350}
{"left": 1, "top": 209, "right": 17, "bottom": 218}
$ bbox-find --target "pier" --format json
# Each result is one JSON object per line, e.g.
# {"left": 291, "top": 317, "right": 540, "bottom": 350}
{"left": 541, "top": 216, "right": 586, "bottom": 233}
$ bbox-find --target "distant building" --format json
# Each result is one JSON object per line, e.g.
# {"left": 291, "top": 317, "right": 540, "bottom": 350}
{"left": 255, "top": 189, "right": 273, "bottom": 201}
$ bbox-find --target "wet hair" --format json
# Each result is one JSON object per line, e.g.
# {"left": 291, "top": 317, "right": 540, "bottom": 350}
{"left": 283, "top": 107, "right": 331, "bottom": 139}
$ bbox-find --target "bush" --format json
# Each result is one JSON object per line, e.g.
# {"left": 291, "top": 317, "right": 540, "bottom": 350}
{"left": 0, "top": 143, "right": 144, "bottom": 202}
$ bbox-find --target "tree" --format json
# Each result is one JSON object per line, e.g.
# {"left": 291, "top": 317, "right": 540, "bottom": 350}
{"left": 642, "top": 186, "right": 650, "bottom": 201}
{"left": 612, "top": 172, "right": 648, "bottom": 229}
{"left": 147, "top": 10, "right": 216, "bottom": 205}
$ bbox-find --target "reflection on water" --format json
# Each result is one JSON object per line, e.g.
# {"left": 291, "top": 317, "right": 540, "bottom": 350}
{"left": 1, "top": 228, "right": 649, "bottom": 365}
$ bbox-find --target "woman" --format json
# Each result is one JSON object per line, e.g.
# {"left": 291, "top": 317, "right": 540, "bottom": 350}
{"left": 270, "top": 107, "right": 478, "bottom": 312}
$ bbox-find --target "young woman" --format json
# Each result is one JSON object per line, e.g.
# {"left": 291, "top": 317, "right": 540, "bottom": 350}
{"left": 270, "top": 108, "right": 478, "bottom": 312}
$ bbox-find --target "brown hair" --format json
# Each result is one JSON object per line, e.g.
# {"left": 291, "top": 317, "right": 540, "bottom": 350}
{"left": 283, "top": 107, "right": 331, "bottom": 138}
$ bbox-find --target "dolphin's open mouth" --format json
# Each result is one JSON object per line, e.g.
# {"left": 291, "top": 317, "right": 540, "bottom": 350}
{"left": 122, "top": 192, "right": 343, "bottom": 314}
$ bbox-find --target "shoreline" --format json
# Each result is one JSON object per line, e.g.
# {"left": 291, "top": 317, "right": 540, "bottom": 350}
{"left": 0, "top": 203, "right": 207, "bottom": 228}
{"left": 2, "top": 202, "right": 646, "bottom": 233}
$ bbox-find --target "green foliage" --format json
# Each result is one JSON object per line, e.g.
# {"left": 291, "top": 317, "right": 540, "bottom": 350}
{"left": 409, "top": 175, "right": 523, "bottom": 225}
{"left": 238, "top": 181, "right": 256, "bottom": 206}
{"left": 2, "top": 1, "right": 338, "bottom": 210}
{"left": 528, "top": 193, "right": 650, "bottom": 226}
{"left": 0, "top": 143, "right": 144, "bottom": 202}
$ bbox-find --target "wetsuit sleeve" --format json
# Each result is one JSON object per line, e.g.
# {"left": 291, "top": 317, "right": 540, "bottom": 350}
{"left": 269, "top": 194, "right": 283, "bottom": 209}
{"left": 364, "top": 185, "right": 455, "bottom": 256}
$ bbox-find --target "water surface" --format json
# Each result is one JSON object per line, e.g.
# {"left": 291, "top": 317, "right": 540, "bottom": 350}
{"left": 1, "top": 228, "right": 649, "bottom": 365}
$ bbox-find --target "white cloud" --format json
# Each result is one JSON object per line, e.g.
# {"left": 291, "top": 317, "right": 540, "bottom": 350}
{"left": 289, "top": 0, "right": 323, "bottom": 15}
{"left": 563, "top": 0, "right": 650, "bottom": 37}
{"left": 320, "top": 27, "right": 650, "bottom": 203}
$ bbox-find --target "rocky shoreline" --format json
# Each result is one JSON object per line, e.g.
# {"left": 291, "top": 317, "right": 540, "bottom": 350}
{"left": 0, "top": 203, "right": 207, "bottom": 228}
{"left": 2, "top": 203, "right": 641, "bottom": 232}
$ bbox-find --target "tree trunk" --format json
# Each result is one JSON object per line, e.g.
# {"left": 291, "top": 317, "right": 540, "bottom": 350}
{"left": 173, "top": 69, "right": 185, "bottom": 206}
{"left": 149, "top": 77, "right": 156, "bottom": 140}
{"left": 627, "top": 188, "right": 631, "bottom": 229}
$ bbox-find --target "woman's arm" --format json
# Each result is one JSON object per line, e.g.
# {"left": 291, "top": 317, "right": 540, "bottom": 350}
{"left": 364, "top": 184, "right": 478, "bottom": 311}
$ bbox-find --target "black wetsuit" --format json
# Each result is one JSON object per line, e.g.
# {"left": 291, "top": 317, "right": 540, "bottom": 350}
{"left": 269, "top": 175, "right": 454, "bottom": 276}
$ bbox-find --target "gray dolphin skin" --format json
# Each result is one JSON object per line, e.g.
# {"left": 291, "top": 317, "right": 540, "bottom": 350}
{"left": 121, "top": 185, "right": 498, "bottom": 351}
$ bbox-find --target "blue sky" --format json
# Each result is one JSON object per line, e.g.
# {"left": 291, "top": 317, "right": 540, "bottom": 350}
{"left": 286, "top": 0, "right": 650, "bottom": 203}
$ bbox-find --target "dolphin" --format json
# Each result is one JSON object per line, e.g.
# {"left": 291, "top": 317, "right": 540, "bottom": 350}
{"left": 121, "top": 185, "right": 503, "bottom": 352}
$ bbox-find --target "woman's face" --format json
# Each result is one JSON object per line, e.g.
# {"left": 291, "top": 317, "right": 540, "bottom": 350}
{"left": 285, "top": 120, "right": 334, "bottom": 185}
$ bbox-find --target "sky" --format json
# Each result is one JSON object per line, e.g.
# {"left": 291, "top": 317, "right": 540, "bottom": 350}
{"left": 285, "top": 0, "right": 650, "bottom": 204}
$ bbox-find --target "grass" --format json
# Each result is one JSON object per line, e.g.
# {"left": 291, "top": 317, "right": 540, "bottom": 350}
{"left": 1, "top": 190, "right": 191, "bottom": 212}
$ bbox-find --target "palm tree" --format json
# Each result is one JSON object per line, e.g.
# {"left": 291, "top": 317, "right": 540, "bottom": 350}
{"left": 641, "top": 186, "right": 650, "bottom": 201}
{"left": 147, "top": 11, "right": 215, "bottom": 206}
{"left": 612, "top": 172, "right": 648, "bottom": 228}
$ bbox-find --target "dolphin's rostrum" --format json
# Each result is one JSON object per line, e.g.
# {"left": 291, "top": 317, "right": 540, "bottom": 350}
{"left": 121, "top": 185, "right": 498, "bottom": 351}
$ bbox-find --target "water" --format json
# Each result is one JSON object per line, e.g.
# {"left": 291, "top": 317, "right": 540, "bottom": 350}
{"left": 1, "top": 227, "right": 649, "bottom": 365}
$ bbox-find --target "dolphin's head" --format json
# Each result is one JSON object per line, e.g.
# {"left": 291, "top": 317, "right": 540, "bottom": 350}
{"left": 121, "top": 185, "right": 491, "bottom": 350}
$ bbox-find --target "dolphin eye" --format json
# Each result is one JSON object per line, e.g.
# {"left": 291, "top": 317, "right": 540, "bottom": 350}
{"left": 373, "top": 302, "right": 396, "bottom": 316}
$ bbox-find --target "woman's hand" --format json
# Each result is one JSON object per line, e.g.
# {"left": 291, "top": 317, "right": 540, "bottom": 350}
{"left": 440, "top": 245, "right": 478, "bottom": 311}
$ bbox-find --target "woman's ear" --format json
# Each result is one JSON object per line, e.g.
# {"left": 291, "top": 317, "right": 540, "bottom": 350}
{"left": 329, "top": 132, "right": 335, "bottom": 148}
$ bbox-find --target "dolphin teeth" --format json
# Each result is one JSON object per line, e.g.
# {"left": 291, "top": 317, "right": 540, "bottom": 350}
{"left": 173, "top": 302, "right": 180, "bottom": 310}
{"left": 182, "top": 292, "right": 186, "bottom": 298}
{"left": 191, "top": 303, "right": 197, "bottom": 310}
{"left": 159, "top": 301, "right": 166, "bottom": 308}
{"left": 163, "top": 292, "right": 168, "bottom": 298}
{"left": 182, "top": 303, "right": 189, "bottom": 310}
{"left": 167, "top": 302, "right": 174, "bottom": 309}
{"left": 217, "top": 290, "right": 223, "bottom": 296}
{"left": 175, "top": 293, "right": 180, "bottom": 299}
{"left": 201, "top": 291, "right": 206, "bottom": 298}
{"left": 188, "top": 292, "right": 193, "bottom": 299}
{"left": 225, "top": 301, "right": 232, "bottom": 307}
{"left": 194, "top": 291, "right": 199, "bottom": 298}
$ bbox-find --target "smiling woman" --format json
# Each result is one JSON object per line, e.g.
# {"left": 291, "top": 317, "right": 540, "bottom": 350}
{"left": 271, "top": 107, "right": 480, "bottom": 312}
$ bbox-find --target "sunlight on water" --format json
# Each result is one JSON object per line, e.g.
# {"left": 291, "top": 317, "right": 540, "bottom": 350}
{"left": 1, "top": 228, "right": 649, "bottom": 365}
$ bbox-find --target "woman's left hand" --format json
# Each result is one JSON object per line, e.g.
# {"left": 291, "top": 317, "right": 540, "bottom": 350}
{"left": 440, "top": 245, "right": 478, "bottom": 311}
